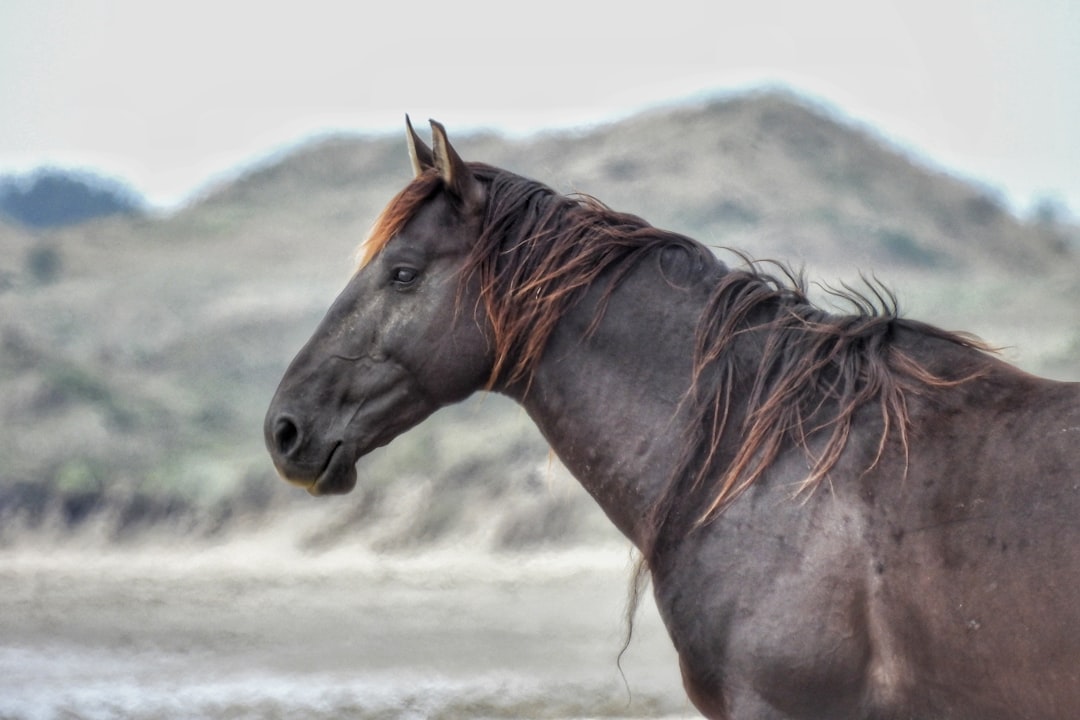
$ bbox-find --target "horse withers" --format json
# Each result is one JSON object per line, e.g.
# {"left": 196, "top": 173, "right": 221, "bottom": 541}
{"left": 266, "top": 118, "right": 1080, "bottom": 719}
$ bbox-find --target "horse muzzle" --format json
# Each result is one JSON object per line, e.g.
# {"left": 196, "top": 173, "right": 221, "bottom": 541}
{"left": 264, "top": 412, "right": 358, "bottom": 496}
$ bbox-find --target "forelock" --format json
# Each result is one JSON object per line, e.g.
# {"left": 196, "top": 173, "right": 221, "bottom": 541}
{"left": 355, "top": 172, "right": 443, "bottom": 269}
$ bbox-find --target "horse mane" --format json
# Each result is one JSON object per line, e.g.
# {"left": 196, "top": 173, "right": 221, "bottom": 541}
{"left": 654, "top": 264, "right": 987, "bottom": 546}
{"left": 358, "top": 165, "right": 990, "bottom": 559}
{"left": 460, "top": 165, "right": 713, "bottom": 389}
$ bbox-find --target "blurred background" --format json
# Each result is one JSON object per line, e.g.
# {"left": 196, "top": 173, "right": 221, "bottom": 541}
{"left": 1, "top": 1, "right": 1077, "bottom": 718}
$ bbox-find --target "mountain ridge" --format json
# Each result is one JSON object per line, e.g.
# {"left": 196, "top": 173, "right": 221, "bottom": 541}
{"left": 1, "top": 89, "right": 1076, "bottom": 545}
{"left": 183, "top": 90, "right": 1074, "bottom": 274}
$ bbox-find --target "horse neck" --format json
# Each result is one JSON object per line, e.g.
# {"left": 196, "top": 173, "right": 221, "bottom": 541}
{"left": 502, "top": 250, "right": 721, "bottom": 548}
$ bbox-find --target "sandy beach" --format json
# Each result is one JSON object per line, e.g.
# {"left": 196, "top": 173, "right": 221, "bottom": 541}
{"left": 0, "top": 525, "right": 696, "bottom": 719}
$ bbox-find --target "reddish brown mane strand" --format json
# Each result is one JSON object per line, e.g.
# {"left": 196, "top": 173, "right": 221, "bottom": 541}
{"left": 459, "top": 167, "right": 709, "bottom": 390}
{"left": 356, "top": 172, "right": 442, "bottom": 269}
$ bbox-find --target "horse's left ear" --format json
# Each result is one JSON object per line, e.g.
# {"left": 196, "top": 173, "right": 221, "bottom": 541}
{"left": 405, "top": 115, "right": 434, "bottom": 177}
{"left": 430, "top": 119, "right": 484, "bottom": 210}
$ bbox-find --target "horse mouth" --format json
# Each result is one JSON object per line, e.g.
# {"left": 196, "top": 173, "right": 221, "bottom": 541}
{"left": 305, "top": 443, "right": 359, "bottom": 497}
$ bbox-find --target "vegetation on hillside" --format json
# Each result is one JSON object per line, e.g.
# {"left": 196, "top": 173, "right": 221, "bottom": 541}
{"left": 1, "top": 91, "right": 1076, "bottom": 547}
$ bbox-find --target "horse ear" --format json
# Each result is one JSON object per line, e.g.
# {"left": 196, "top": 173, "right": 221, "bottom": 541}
{"left": 405, "top": 115, "right": 434, "bottom": 177}
{"left": 429, "top": 119, "right": 484, "bottom": 209}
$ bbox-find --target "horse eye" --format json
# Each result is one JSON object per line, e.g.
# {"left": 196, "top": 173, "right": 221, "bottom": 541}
{"left": 391, "top": 267, "right": 419, "bottom": 286}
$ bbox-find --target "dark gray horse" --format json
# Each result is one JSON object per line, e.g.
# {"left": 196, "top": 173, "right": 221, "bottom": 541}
{"left": 266, "top": 118, "right": 1080, "bottom": 719}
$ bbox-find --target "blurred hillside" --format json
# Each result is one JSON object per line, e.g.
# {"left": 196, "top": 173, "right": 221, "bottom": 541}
{"left": 0, "top": 169, "right": 144, "bottom": 229}
{"left": 1, "top": 90, "right": 1077, "bottom": 548}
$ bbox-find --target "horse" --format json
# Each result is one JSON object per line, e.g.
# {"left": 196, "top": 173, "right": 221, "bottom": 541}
{"left": 265, "top": 118, "right": 1080, "bottom": 719}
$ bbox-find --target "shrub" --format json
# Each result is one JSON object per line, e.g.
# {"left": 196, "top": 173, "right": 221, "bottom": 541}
{"left": 26, "top": 245, "right": 62, "bottom": 283}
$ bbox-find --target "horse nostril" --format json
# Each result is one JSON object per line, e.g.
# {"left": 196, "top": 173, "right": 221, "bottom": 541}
{"left": 273, "top": 415, "right": 302, "bottom": 458}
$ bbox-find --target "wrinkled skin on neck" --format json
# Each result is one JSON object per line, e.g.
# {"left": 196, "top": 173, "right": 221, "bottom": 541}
{"left": 504, "top": 245, "right": 720, "bottom": 542}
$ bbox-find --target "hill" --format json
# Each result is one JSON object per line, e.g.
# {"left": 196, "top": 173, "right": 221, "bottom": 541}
{"left": 1, "top": 90, "right": 1077, "bottom": 547}
{"left": 0, "top": 168, "right": 144, "bottom": 229}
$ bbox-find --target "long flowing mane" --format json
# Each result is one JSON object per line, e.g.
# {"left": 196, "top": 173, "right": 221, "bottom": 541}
{"left": 464, "top": 166, "right": 715, "bottom": 389}
{"left": 649, "top": 265, "right": 987, "bottom": 553}
{"left": 359, "top": 166, "right": 989, "bottom": 558}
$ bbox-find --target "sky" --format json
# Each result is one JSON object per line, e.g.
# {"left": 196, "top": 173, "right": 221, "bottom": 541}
{"left": 0, "top": 0, "right": 1077, "bottom": 217}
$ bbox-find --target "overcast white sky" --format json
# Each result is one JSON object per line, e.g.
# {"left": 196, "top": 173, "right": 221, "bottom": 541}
{"left": 1, "top": 0, "right": 1076, "bottom": 216}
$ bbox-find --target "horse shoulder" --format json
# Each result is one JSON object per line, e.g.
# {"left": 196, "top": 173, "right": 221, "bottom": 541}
{"left": 653, "top": 459, "right": 885, "bottom": 718}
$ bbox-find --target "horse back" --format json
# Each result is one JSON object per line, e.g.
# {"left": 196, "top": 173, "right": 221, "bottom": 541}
{"left": 864, "top": 364, "right": 1080, "bottom": 716}
{"left": 653, "top": 352, "right": 1080, "bottom": 719}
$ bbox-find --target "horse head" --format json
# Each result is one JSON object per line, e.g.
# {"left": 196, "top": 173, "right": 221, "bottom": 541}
{"left": 264, "top": 119, "right": 493, "bottom": 495}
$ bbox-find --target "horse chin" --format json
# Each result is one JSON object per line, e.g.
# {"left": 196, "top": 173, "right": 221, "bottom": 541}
{"left": 308, "top": 468, "right": 357, "bottom": 496}
{"left": 307, "top": 444, "right": 359, "bottom": 496}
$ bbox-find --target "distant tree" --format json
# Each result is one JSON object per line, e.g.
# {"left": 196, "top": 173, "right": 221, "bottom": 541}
{"left": 0, "top": 168, "right": 144, "bottom": 228}
{"left": 1032, "top": 195, "right": 1070, "bottom": 228}
{"left": 26, "top": 244, "right": 62, "bottom": 283}
{"left": 1030, "top": 195, "right": 1076, "bottom": 255}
